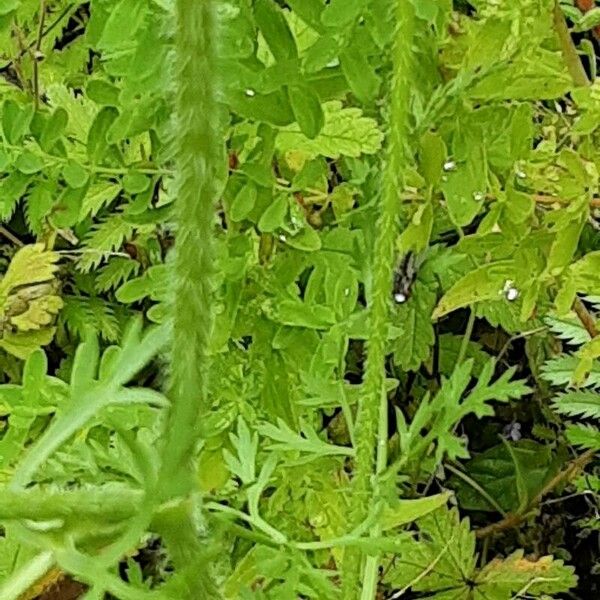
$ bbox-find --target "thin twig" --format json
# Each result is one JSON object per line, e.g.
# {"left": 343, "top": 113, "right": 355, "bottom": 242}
{"left": 496, "top": 327, "right": 548, "bottom": 365}
{"left": 0, "top": 225, "right": 24, "bottom": 247}
{"left": 553, "top": 0, "right": 590, "bottom": 87}
{"left": 533, "top": 194, "right": 600, "bottom": 208}
{"left": 33, "top": 0, "right": 47, "bottom": 109}
{"left": 444, "top": 463, "right": 507, "bottom": 516}
{"left": 11, "top": 22, "right": 31, "bottom": 92}
{"left": 0, "top": 3, "right": 75, "bottom": 71}
{"left": 457, "top": 308, "right": 476, "bottom": 366}
{"left": 475, "top": 448, "right": 596, "bottom": 539}
{"left": 572, "top": 296, "right": 598, "bottom": 338}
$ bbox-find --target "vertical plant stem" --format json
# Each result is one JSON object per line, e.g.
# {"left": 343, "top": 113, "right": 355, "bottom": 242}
{"left": 159, "top": 0, "right": 220, "bottom": 500}
{"left": 341, "top": 3, "right": 416, "bottom": 598}
{"left": 33, "top": 0, "right": 46, "bottom": 109}
{"left": 457, "top": 308, "right": 475, "bottom": 366}
{"left": 553, "top": 1, "right": 589, "bottom": 87}
{"left": 154, "top": 0, "right": 222, "bottom": 593}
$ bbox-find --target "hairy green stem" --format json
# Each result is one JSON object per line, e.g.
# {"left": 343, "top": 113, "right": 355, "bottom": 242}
{"left": 341, "top": 3, "right": 416, "bottom": 598}
{"left": 153, "top": 0, "right": 223, "bottom": 593}
{"left": 158, "top": 0, "right": 220, "bottom": 499}
{"left": 0, "top": 487, "right": 142, "bottom": 521}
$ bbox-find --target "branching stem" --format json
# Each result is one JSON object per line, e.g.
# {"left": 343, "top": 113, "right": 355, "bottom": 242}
{"left": 475, "top": 448, "right": 596, "bottom": 539}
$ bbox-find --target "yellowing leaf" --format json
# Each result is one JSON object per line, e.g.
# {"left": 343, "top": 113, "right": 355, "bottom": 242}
{"left": 0, "top": 329, "right": 56, "bottom": 360}
{"left": 476, "top": 551, "right": 577, "bottom": 597}
{"left": 276, "top": 101, "right": 384, "bottom": 159}
{"left": 0, "top": 244, "right": 59, "bottom": 303}
{"left": 10, "top": 295, "right": 63, "bottom": 331}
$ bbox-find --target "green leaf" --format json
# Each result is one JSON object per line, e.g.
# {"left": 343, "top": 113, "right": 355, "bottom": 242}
{"left": 542, "top": 355, "right": 600, "bottom": 388}
{"left": 2, "top": 100, "right": 33, "bottom": 145}
{"left": 340, "top": 47, "right": 380, "bottom": 104}
{"left": 440, "top": 143, "right": 487, "bottom": 227}
{"left": 576, "top": 7, "right": 600, "bottom": 32}
{"left": 78, "top": 214, "right": 133, "bottom": 272}
{"left": 270, "top": 299, "right": 336, "bottom": 329}
{"left": 62, "top": 161, "right": 89, "bottom": 189}
{"left": 451, "top": 441, "right": 558, "bottom": 513}
{"left": 385, "top": 507, "right": 576, "bottom": 598}
{"left": 95, "top": 257, "right": 140, "bottom": 293}
{"left": 258, "top": 418, "right": 353, "bottom": 458}
{"left": 79, "top": 182, "right": 122, "bottom": 220}
{"left": 288, "top": 85, "right": 324, "bottom": 139}
{"left": 284, "top": 226, "right": 321, "bottom": 252}
{"left": 39, "top": 108, "right": 68, "bottom": 152}
{"left": 0, "top": 329, "right": 55, "bottom": 360}
{"left": 0, "top": 0, "right": 19, "bottom": 16}
{"left": 398, "top": 359, "right": 529, "bottom": 467}
{"left": 87, "top": 107, "right": 119, "bottom": 163}
{"left": 384, "top": 508, "right": 477, "bottom": 593}
{"left": 320, "top": 0, "right": 364, "bottom": 27}
{"left": 381, "top": 493, "right": 451, "bottom": 531}
{"left": 230, "top": 182, "right": 258, "bottom": 222}
{"left": 476, "top": 551, "right": 577, "bottom": 598}
{"left": 392, "top": 281, "right": 436, "bottom": 371}
{"left": 14, "top": 151, "right": 43, "bottom": 175}
{"left": 86, "top": 79, "right": 120, "bottom": 106}
{"left": 397, "top": 202, "right": 433, "bottom": 253}
{"left": 0, "top": 172, "right": 30, "bottom": 220}
{"left": 97, "top": 0, "right": 148, "bottom": 55}
{"left": 303, "top": 35, "right": 340, "bottom": 72}
{"left": 0, "top": 244, "right": 59, "bottom": 302}
{"left": 223, "top": 417, "right": 258, "bottom": 485}
{"left": 419, "top": 131, "right": 446, "bottom": 187}
{"left": 546, "top": 314, "right": 590, "bottom": 346}
{"left": 254, "top": 0, "right": 298, "bottom": 62}
{"left": 258, "top": 194, "right": 288, "bottom": 232}
{"left": 552, "top": 390, "right": 600, "bottom": 420}
{"left": 26, "top": 185, "right": 55, "bottom": 234}
{"left": 122, "top": 172, "right": 150, "bottom": 194}
{"left": 433, "top": 261, "right": 518, "bottom": 319}
{"left": 565, "top": 423, "right": 600, "bottom": 450}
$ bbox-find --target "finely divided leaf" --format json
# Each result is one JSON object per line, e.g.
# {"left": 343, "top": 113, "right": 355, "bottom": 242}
{"left": 552, "top": 390, "right": 600, "bottom": 420}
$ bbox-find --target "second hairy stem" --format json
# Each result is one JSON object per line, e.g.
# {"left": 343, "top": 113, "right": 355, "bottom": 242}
{"left": 340, "top": 2, "right": 417, "bottom": 599}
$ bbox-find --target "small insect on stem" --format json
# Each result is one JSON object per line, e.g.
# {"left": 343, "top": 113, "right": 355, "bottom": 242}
{"left": 392, "top": 251, "right": 419, "bottom": 304}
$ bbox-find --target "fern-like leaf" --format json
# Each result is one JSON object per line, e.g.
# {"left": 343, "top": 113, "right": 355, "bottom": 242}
{"left": 95, "top": 257, "right": 140, "bottom": 293}
{"left": 565, "top": 423, "right": 600, "bottom": 450}
{"left": 77, "top": 213, "right": 133, "bottom": 273}
{"left": 546, "top": 314, "right": 591, "bottom": 346}
{"left": 553, "top": 390, "right": 600, "bottom": 420}
{"left": 60, "top": 296, "right": 121, "bottom": 342}
{"left": 392, "top": 281, "right": 436, "bottom": 371}
{"left": 541, "top": 355, "right": 600, "bottom": 388}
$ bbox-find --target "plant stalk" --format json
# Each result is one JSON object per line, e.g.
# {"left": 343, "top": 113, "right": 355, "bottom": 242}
{"left": 158, "top": 0, "right": 221, "bottom": 501}
{"left": 341, "top": 2, "right": 417, "bottom": 598}
{"left": 0, "top": 551, "right": 55, "bottom": 600}
{"left": 553, "top": 1, "right": 590, "bottom": 87}
{"left": 154, "top": 0, "right": 223, "bottom": 593}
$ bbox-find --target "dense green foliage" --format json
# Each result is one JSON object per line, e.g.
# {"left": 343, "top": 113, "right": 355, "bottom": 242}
{"left": 0, "top": 0, "right": 597, "bottom": 599}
